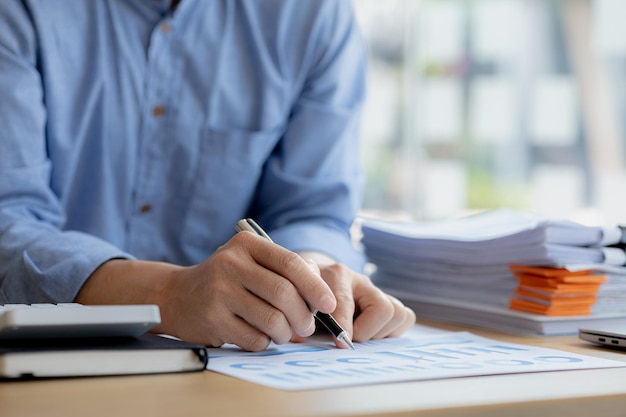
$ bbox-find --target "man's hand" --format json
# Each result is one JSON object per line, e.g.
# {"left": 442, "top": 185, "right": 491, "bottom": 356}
{"left": 77, "top": 233, "right": 414, "bottom": 352}
{"left": 318, "top": 263, "right": 416, "bottom": 343}
{"left": 77, "top": 232, "right": 337, "bottom": 352}
{"left": 296, "top": 252, "right": 416, "bottom": 348}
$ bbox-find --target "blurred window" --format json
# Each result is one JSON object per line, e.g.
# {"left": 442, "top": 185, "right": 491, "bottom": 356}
{"left": 354, "top": 0, "right": 626, "bottom": 225}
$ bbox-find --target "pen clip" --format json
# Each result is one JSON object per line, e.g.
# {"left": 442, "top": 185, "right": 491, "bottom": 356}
{"left": 236, "top": 218, "right": 273, "bottom": 242}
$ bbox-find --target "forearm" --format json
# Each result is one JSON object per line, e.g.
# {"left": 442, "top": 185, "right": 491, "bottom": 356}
{"left": 75, "top": 259, "right": 177, "bottom": 304}
{"left": 75, "top": 259, "right": 186, "bottom": 334}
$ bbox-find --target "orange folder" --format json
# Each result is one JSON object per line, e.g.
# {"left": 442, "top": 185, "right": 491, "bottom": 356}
{"left": 508, "top": 264, "right": 607, "bottom": 316}
{"left": 514, "top": 288, "right": 596, "bottom": 305}
{"left": 509, "top": 264, "right": 593, "bottom": 277}
{"left": 509, "top": 298, "right": 592, "bottom": 316}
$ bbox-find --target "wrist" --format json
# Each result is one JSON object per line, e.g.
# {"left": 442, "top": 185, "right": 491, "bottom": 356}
{"left": 76, "top": 259, "right": 182, "bottom": 307}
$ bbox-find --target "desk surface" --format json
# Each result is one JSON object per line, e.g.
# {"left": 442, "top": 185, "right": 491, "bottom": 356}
{"left": 3, "top": 319, "right": 626, "bottom": 417}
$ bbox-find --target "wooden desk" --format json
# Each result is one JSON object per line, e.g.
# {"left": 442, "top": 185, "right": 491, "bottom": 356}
{"left": 3, "top": 319, "right": 626, "bottom": 417}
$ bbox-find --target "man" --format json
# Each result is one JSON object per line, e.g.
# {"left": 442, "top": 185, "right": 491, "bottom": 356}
{"left": 0, "top": 0, "right": 415, "bottom": 351}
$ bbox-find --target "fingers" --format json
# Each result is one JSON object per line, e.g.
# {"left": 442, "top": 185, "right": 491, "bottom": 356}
{"left": 316, "top": 263, "right": 356, "bottom": 348}
{"left": 319, "top": 264, "right": 416, "bottom": 344}
{"left": 371, "top": 297, "right": 416, "bottom": 339}
{"left": 350, "top": 275, "right": 394, "bottom": 341}
{"left": 227, "top": 285, "right": 296, "bottom": 345}
{"left": 352, "top": 280, "right": 416, "bottom": 341}
{"left": 236, "top": 232, "right": 336, "bottom": 314}
{"left": 210, "top": 313, "right": 273, "bottom": 352}
{"left": 239, "top": 267, "right": 316, "bottom": 338}
{"left": 165, "top": 231, "right": 415, "bottom": 352}
{"left": 190, "top": 232, "right": 335, "bottom": 350}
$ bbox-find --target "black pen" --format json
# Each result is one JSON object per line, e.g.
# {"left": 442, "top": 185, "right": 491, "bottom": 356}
{"left": 235, "top": 218, "right": 356, "bottom": 350}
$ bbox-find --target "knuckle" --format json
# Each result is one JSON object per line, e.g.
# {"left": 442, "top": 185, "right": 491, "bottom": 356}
{"left": 405, "top": 306, "right": 417, "bottom": 322}
{"left": 332, "top": 263, "right": 349, "bottom": 274}
{"left": 379, "top": 296, "right": 396, "bottom": 319}
{"left": 232, "top": 230, "right": 255, "bottom": 244}
{"left": 390, "top": 297, "right": 414, "bottom": 320}
{"left": 242, "top": 333, "right": 271, "bottom": 352}
{"left": 325, "top": 263, "right": 347, "bottom": 279}
{"left": 277, "top": 250, "right": 302, "bottom": 272}
{"left": 211, "top": 248, "right": 240, "bottom": 269}
{"left": 333, "top": 289, "right": 352, "bottom": 306}
{"left": 260, "top": 308, "right": 285, "bottom": 331}
{"left": 269, "top": 278, "right": 294, "bottom": 303}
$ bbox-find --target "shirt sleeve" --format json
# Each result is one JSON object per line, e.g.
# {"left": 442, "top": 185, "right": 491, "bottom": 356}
{"left": 0, "top": 3, "right": 131, "bottom": 303}
{"left": 249, "top": 0, "right": 367, "bottom": 271}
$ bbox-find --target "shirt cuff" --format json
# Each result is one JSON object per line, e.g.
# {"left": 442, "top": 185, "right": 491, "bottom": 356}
{"left": 1, "top": 231, "right": 134, "bottom": 303}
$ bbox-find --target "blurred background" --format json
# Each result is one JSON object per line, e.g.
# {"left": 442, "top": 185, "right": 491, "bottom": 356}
{"left": 353, "top": 0, "right": 626, "bottom": 226}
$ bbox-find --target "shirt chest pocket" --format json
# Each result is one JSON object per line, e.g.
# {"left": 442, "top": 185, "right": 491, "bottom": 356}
{"left": 179, "top": 126, "right": 283, "bottom": 258}
{"left": 197, "top": 127, "right": 282, "bottom": 175}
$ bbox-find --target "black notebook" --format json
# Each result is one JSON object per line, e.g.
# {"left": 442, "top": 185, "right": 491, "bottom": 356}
{"left": 0, "top": 333, "right": 208, "bottom": 380}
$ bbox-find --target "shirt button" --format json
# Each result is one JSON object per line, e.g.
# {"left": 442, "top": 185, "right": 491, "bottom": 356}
{"left": 160, "top": 22, "right": 171, "bottom": 33}
{"left": 139, "top": 204, "right": 152, "bottom": 213}
{"left": 152, "top": 105, "right": 166, "bottom": 117}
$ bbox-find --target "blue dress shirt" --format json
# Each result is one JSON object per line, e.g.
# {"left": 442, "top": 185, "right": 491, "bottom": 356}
{"left": 0, "top": 0, "right": 366, "bottom": 303}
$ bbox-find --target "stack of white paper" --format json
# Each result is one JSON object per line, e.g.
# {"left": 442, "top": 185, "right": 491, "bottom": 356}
{"left": 361, "top": 209, "right": 626, "bottom": 266}
{"left": 360, "top": 209, "right": 626, "bottom": 335}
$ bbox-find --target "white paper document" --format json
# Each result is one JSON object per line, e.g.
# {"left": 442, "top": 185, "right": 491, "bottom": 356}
{"left": 360, "top": 209, "right": 625, "bottom": 265}
{"left": 206, "top": 326, "right": 626, "bottom": 390}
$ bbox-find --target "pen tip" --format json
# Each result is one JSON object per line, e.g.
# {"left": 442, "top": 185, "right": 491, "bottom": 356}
{"left": 339, "top": 333, "right": 356, "bottom": 350}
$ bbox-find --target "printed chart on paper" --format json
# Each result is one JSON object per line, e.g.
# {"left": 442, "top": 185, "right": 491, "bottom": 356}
{"left": 206, "top": 327, "right": 626, "bottom": 390}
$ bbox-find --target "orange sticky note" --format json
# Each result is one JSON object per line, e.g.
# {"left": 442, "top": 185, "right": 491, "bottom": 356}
{"left": 509, "top": 264, "right": 593, "bottom": 277}
{"left": 509, "top": 298, "right": 592, "bottom": 316}
{"left": 514, "top": 289, "right": 596, "bottom": 305}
